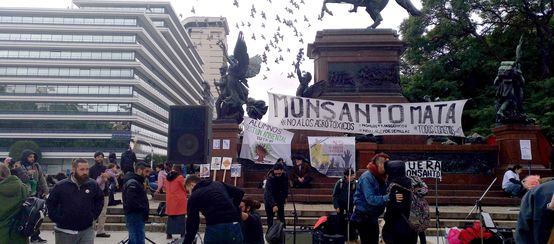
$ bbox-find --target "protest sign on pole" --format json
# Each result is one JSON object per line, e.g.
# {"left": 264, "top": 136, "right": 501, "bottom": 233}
{"left": 210, "top": 157, "right": 221, "bottom": 181}
{"left": 240, "top": 117, "right": 295, "bottom": 165}
{"left": 405, "top": 160, "right": 442, "bottom": 179}
{"left": 221, "top": 157, "right": 232, "bottom": 182}
{"left": 267, "top": 92, "right": 467, "bottom": 137}
{"left": 199, "top": 164, "right": 210, "bottom": 178}
{"left": 231, "top": 164, "right": 241, "bottom": 186}
{"left": 308, "top": 137, "right": 356, "bottom": 177}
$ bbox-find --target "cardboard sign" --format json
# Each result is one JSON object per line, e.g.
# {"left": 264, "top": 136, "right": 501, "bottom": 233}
{"left": 199, "top": 164, "right": 210, "bottom": 178}
{"left": 519, "top": 140, "right": 532, "bottom": 160}
{"left": 231, "top": 164, "right": 241, "bottom": 177}
{"left": 222, "top": 157, "right": 232, "bottom": 170}
{"left": 210, "top": 157, "right": 221, "bottom": 170}
{"left": 405, "top": 160, "right": 442, "bottom": 179}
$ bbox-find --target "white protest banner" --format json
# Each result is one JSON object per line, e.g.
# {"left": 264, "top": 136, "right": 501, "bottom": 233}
{"left": 308, "top": 137, "right": 356, "bottom": 177}
{"left": 405, "top": 160, "right": 442, "bottom": 179}
{"left": 240, "top": 117, "right": 295, "bottom": 165}
{"left": 267, "top": 92, "right": 467, "bottom": 137}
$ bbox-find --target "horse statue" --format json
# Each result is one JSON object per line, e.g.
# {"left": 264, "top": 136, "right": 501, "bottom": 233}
{"left": 320, "top": 0, "right": 422, "bottom": 28}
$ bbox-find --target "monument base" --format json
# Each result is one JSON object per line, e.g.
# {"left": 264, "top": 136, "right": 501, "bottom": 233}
{"left": 492, "top": 124, "right": 549, "bottom": 168}
{"left": 212, "top": 122, "right": 244, "bottom": 186}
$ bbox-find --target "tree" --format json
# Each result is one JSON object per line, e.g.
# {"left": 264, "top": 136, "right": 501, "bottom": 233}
{"left": 9, "top": 140, "right": 42, "bottom": 161}
{"left": 399, "top": 0, "right": 554, "bottom": 136}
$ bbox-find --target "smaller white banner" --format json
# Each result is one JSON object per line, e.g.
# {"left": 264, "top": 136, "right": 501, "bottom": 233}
{"left": 519, "top": 140, "right": 532, "bottom": 160}
{"left": 240, "top": 117, "right": 295, "bottom": 165}
{"left": 405, "top": 160, "right": 442, "bottom": 179}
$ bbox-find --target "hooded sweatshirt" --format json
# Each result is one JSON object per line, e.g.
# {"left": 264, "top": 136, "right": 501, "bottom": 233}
{"left": 18, "top": 149, "right": 48, "bottom": 196}
{"left": 0, "top": 175, "right": 29, "bottom": 244}
{"left": 165, "top": 171, "right": 187, "bottom": 216}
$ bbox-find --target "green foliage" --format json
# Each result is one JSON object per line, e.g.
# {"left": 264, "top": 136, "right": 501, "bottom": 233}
{"left": 9, "top": 140, "right": 42, "bottom": 161}
{"left": 153, "top": 154, "right": 167, "bottom": 165}
{"left": 400, "top": 0, "right": 554, "bottom": 136}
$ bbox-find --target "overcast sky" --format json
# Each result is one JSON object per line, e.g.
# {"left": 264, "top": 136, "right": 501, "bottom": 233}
{"left": 0, "top": 0, "right": 422, "bottom": 102}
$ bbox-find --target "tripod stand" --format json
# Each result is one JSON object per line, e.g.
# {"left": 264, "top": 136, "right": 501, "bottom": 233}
{"left": 118, "top": 236, "right": 156, "bottom": 244}
{"left": 465, "top": 178, "right": 497, "bottom": 244}
{"left": 289, "top": 182, "right": 299, "bottom": 244}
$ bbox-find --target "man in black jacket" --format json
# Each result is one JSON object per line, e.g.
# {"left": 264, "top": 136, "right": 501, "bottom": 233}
{"left": 264, "top": 162, "right": 289, "bottom": 229}
{"left": 46, "top": 158, "right": 104, "bottom": 244}
{"left": 121, "top": 147, "right": 138, "bottom": 174}
{"left": 184, "top": 175, "right": 245, "bottom": 244}
{"left": 122, "top": 162, "right": 151, "bottom": 244}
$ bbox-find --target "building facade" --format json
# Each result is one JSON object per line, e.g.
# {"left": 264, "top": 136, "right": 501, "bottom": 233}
{"left": 0, "top": 0, "right": 205, "bottom": 173}
{"left": 183, "top": 17, "right": 229, "bottom": 103}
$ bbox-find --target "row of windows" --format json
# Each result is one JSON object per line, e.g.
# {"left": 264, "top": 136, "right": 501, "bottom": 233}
{"left": 82, "top": 7, "right": 166, "bottom": 14}
{"left": 0, "top": 101, "right": 132, "bottom": 114}
{"left": 0, "top": 50, "right": 135, "bottom": 61}
{"left": 0, "top": 84, "right": 133, "bottom": 96}
{"left": 0, "top": 33, "right": 136, "bottom": 43}
{"left": 0, "top": 16, "right": 136, "bottom": 26}
{"left": 152, "top": 20, "right": 165, "bottom": 27}
{"left": 0, "top": 120, "right": 131, "bottom": 131}
{"left": 0, "top": 138, "right": 130, "bottom": 151}
{"left": 131, "top": 125, "right": 167, "bottom": 143}
{"left": 0, "top": 67, "right": 134, "bottom": 78}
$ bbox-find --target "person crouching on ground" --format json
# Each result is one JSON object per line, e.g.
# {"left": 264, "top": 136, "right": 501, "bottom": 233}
{"left": 0, "top": 164, "right": 29, "bottom": 244}
{"left": 332, "top": 168, "right": 358, "bottom": 243}
{"left": 264, "top": 162, "right": 289, "bottom": 229}
{"left": 382, "top": 160, "right": 415, "bottom": 244}
{"left": 46, "top": 158, "right": 104, "bottom": 244}
{"left": 165, "top": 164, "right": 187, "bottom": 240}
{"left": 352, "top": 153, "right": 390, "bottom": 244}
{"left": 502, "top": 164, "right": 525, "bottom": 197}
{"left": 184, "top": 175, "right": 245, "bottom": 244}
{"left": 122, "top": 162, "right": 151, "bottom": 244}
{"left": 240, "top": 197, "right": 264, "bottom": 244}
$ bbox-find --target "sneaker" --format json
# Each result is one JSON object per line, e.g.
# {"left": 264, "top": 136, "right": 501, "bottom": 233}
{"left": 96, "top": 233, "right": 111, "bottom": 238}
{"left": 30, "top": 236, "right": 47, "bottom": 243}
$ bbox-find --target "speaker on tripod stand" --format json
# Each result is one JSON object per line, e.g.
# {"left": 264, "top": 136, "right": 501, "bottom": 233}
{"left": 167, "top": 106, "right": 211, "bottom": 165}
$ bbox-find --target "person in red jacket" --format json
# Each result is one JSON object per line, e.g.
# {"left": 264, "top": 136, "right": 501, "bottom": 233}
{"left": 165, "top": 164, "right": 187, "bottom": 240}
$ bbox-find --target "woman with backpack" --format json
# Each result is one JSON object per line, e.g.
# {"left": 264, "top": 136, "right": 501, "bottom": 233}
{"left": 0, "top": 164, "right": 29, "bottom": 244}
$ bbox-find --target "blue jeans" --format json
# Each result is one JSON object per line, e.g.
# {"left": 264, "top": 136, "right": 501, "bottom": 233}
{"left": 204, "top": 222, "right": 243, "bottom": 244}
{"left": 125, "top": 212, "right": 145, "bottom": 244}
{"left": 504, "top": 183, "right": 522, "bottom": 197}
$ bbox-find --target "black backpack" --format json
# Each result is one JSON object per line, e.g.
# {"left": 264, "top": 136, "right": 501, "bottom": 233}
{"left": 14, "top": 197, "right": 47, "bottom": 237}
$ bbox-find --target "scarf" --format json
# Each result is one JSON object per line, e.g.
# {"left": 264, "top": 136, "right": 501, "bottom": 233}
{"left": 368, "top": 163, "right": 386, "bottom": 182}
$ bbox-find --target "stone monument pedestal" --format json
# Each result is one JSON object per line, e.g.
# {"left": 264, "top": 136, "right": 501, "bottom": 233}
{"left": 291, "top": 29, "right": 424, "bottom": 145}
{"left": 492, "top": 124, "right": 548, "bottom": 168}
{"left": 211, "top": 121, "right": 244, "bottom": 186}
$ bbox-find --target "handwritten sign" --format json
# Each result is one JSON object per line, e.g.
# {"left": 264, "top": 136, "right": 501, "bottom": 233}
{"left": 405, "top": 160, "right": 442, "bottom": 179}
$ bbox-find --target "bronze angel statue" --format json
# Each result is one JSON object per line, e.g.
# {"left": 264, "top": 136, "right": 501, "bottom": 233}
{"left": 320, "top": 0, "right": 421, "bottom": 28}
{"left": 215, "top": 32, "right": 266, "bottom": 123}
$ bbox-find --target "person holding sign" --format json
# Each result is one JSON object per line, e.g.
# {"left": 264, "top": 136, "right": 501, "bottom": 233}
{"left": 264, "top": 162, "right": 289, "bottom": 229}
{"left": 382, "top": 160, "right": 417, "bottom": 244}
{"left": 502, "top": 164, "right": 525, "bottom": 197}
{"left": 289, "top": 155, "right": 312, "bottom": 188}
{"left": 352, "top": 153, "right": 393, "bottom": 244}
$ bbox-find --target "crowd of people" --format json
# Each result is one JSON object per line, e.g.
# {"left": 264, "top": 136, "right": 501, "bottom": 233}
{"left": 0, "top": 148, "right": 553, "bottom": 244}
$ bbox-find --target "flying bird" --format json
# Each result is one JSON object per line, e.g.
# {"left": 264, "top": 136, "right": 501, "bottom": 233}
{"left": 251, "top": 33, "right": 256, "bottom": 40}
{"left": 263, "top": 75, "right": 267, "bottom": 80}
{"left": 233, "top": 0, "right": 239, "bottom": 7}
{"left": 191, "top": 7, "right": 195, "bottom": 14}
{"left": 261, "top": 11, "right": 266, "bottom": 19}
{"left": 251, "top": 4, "right": 256, "bottom": 13}
{"left": 266, "top": 67, "right": 271, "bottom": 71}
{"left": 261, "top": 23, "right": 266, "bottom": 28}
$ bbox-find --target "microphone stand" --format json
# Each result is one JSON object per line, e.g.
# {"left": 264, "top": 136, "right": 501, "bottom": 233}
{"left": 289, "top": 183, "right": 298, "bottom": 244}
{"left": 435, "top": 176, "right": 442, "bottom": 244}
{"left": 465, "top": 178, "right": 497, "bottom": 244}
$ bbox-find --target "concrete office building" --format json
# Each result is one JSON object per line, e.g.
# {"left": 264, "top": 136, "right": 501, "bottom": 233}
{"left": 0, "top": 0, "right": 205, "bottom": 173}
{"left": 183, "top": 17, "right": 229, "bottom": 101}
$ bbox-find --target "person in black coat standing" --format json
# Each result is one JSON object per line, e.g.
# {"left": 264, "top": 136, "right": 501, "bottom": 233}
{"left": 264, "top": 162, "right": 289, "bottom": 228}
{"left": 46, "top": 158, "right": 104, "bottom": 244}
{"left": 382, "top": 160, "right": 416, "bottom": 244}
{"left": 122, "top": 162, "right": 151, "bottom": 244}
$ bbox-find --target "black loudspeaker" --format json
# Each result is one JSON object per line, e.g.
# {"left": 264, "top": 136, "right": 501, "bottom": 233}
{"left": 168, "top": 106, "right": 211, "bottom": 165}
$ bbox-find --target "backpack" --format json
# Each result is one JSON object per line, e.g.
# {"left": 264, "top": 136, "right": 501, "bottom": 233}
{"left": 13, "top": 197, "right": 47, "bottom": 237}
{"left": 405, "top": 188, "right": 431, "bottom": 233}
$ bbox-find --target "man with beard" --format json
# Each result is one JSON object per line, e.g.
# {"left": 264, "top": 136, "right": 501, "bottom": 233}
{"left": 46, "top": 158, "right": 104, "bottom": 244}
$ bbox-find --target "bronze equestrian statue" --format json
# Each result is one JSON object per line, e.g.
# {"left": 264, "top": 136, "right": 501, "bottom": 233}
{"left": 320, "top": 0, "right": 422, "bottom": 28}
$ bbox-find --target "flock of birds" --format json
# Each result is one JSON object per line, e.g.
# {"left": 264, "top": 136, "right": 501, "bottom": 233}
{"left": 187, "top": 0, "right": 316, "bottom": 81}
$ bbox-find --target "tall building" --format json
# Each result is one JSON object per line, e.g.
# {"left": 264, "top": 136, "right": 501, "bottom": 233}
{"left": 183, "top": 17, "right": 229, "bottom": 102}
{"left": 0, "top": 0, "right": 205, "bottom": 173}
